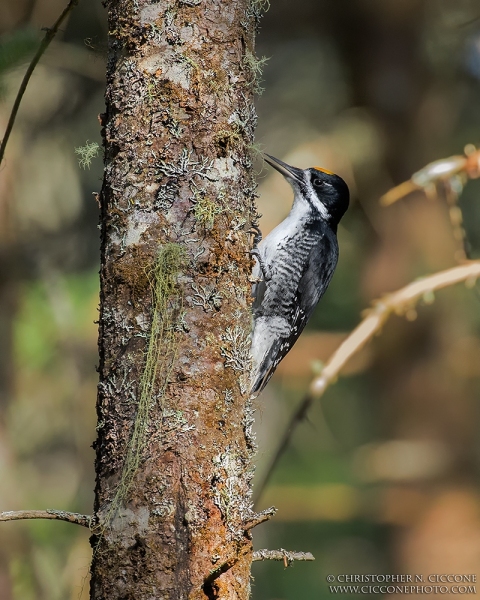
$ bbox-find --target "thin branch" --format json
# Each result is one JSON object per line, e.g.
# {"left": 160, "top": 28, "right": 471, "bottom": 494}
{"left": 203, "top": 556, "right": 239, "bottom": 590}
{"left": 253, "top": 393, "right": 314, "bottom": 504}
{"left": 0, "top": 0, "right": 79, "bottom": 167}
{"left": 243, "top": 506, "right": 277, "bottom": 531}
{"left": 252, "top": 549, "right": 315, "bottom": 566}
{"left": 254, "top": 261, "right": 480, "bottom": 503}
{"left": 459, "top": 15, "right": 480, "bottom": 29}
{"left": 380, "top": 149, "right": 480, "bottom": 297}
{"left": 379, "top": 146, "right": 480, "bottom": 207}
{"left": 202, "top": 511, "right": 278, "bottom": 589}
{"left": 309, "top": 261, "right": 480, "bottom": 397}
{"left": 0, "top": 509, "right": 91, "bottom": 528}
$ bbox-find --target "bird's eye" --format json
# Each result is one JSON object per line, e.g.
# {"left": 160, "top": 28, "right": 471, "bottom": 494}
{"left": 313, "top": 179, "right": 323, "bottom": 186}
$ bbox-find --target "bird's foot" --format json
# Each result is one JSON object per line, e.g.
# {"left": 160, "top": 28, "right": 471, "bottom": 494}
{"left": 248, "top": 224, "right": 263, "bottom": 247}
{"left": 250, "top": 248, "right": 272, "bottom": 281}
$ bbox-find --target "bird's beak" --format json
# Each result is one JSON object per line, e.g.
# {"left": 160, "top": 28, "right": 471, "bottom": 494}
{"left": 264, "top": 154, "right": 304, "bottom": 184}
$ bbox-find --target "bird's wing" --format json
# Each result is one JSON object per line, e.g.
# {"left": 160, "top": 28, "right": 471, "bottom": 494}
{"left": 296, "top": 233, "right": 338, "bottom": 320}
{"left": 250, "top": 235, "right": 338, "bottom": 397}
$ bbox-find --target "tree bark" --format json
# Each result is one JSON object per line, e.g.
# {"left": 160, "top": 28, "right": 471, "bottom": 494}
{"left": 90, "top": 1, "right": 260, "bottom": 599}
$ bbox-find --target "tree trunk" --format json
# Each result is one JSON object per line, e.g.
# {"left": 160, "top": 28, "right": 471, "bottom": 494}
{"left": 90, "top": 1, "right": 260, "bottom": 598}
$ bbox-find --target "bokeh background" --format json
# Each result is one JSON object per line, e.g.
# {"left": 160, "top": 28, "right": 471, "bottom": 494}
{"left": 1, "top": 0, "right": 480, "bottom": 598}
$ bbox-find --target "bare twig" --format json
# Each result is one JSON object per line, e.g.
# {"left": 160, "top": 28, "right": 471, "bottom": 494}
{"left": 380, "top": 146, "right": 480, "bottom": 207}
{"left": 254, "top": 261, "right": 480, "bottom": 503}
{"left": 309, "top": 261, "right": 480, "bottom": 397}
{"left": 243, "top": 506, "right": 277, "bottom": 531}
{"left": 0, "top": 0, "right": 79, "bottom": 167}
{"left": 252, "top": 549, "right": 315, "bottom": 566}
{"left": 203, "top": 556, "right": 239, "bottom": 590}
{"left": 253, "top": 393, "right": 314, "bottom": 504}
{"left": 203, "top": 539, "right": 307, "bottom": 588}
{"left": 380, "top": 149, "right": 479, "bottom": 264}
{"left": 0, "top": 509, "right": 91, "bottom": 528}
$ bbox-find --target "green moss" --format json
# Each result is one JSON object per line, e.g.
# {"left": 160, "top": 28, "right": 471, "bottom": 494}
{"left": 193, "top": 193, "right": 224, "bottom": 230}
{"left": 246, "top": 0, "right": 270, "bottom": 27}
{"left": 214, "top": 127, "right": 243, "bottom": 155}
{"left": 243, "top": 51, "right": 269, "bottom": 95}
{"left": 251, "top": 0, "right": 270, "bottom": 13}
{"left": 107, "top": 243, "right": 187, "bottom": 524}
{"left": 181, "top": 54, "right": 200, "bottom": 72}
{"left": 75, "top": 141, "right": 100, "bottom": 169}
{"left": 146, "top": 80, "right": 157, "bottom": 105}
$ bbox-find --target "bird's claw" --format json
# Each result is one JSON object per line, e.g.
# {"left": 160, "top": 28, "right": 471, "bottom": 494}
{"left": 250, "top": 248, "right": 272, "bottom": 281}
{"left": 248, "top": 224, "right": 263, "bottom": 247}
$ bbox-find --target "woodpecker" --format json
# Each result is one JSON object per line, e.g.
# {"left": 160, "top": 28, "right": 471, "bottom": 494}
{"left": 250, "top": 154, "right": 349, "bottom": 397}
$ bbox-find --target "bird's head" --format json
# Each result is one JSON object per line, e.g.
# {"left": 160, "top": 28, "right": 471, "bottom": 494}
{"left": 264, "top": 154, "right": 349, "bottom": 228}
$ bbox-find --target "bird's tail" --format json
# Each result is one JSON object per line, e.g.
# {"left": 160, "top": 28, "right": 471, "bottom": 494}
{"left": 250, "top": 317, "right": 286, "bottom": 397}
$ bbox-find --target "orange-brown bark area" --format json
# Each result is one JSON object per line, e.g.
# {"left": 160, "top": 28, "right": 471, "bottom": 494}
{"left": 90, "top": 1, "right": 261, "bottom": 598}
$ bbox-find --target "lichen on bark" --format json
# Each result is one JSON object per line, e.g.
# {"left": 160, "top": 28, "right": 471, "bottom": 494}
{"left": 91, "top": 0, "right": 262, "bottom": 598}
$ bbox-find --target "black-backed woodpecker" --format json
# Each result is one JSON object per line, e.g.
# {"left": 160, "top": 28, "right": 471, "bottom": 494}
{"left": 250, "top": 154, "right": 349, "bottom": 397}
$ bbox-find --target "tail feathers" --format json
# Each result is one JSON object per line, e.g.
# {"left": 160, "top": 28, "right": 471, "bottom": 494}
{"left": 250, "top": 354, "right": 278, "bottom": 398}
{"left": 249, "top": 315, "right": 298, "bottom": 398}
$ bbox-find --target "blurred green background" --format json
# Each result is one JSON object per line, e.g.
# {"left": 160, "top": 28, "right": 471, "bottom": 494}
{"left": 2, "top": 0, "right": 480, "bottom": 598}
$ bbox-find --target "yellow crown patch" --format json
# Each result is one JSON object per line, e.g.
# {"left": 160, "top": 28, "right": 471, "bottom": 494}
{"left": 313, "top": 166, "right": 335, "bottom": 175}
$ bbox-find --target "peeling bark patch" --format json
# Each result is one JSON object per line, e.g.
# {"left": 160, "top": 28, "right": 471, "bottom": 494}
{"left": 139, "top": 5, "right": 163, "bottom": 25}
{"left": 140, "top": 51, "right": 192, "bottom": 90}
{"left": 109, "top": 507, "right": 150, "bottom": 548}
{"left": 124, "top": 213, "right": 159, "bottom": 246}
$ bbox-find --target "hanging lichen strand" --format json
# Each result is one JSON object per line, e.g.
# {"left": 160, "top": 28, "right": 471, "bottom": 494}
{"left": 106, "top": 243, "right": 187, "bottom": 523}
{"left": 91, "top": 0, "right": 263, "bottom": 599}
